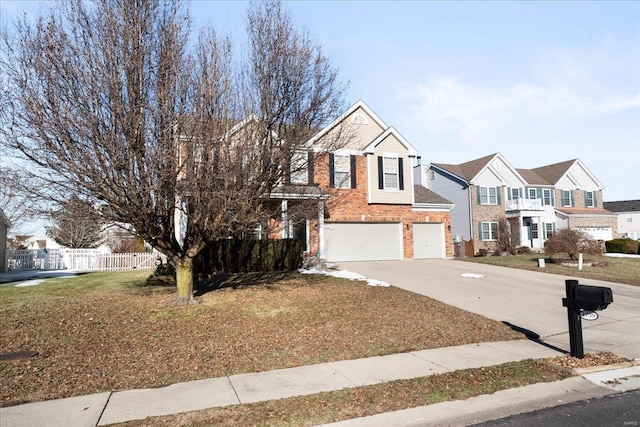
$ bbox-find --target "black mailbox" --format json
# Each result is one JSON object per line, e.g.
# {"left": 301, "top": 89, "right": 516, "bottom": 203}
{"left": 574, "top": 285, "right": 613, "bottom": 311}
{"left": 562, "top": 279, "right": 614, "bottom": 358}
{"left": 563, "top": 283, "right": 613, "bottom": 312}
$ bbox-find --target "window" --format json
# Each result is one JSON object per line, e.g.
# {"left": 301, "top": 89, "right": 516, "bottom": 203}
{"left": 383, "top": 155, "right": 399, "bottom": 190}
{"left": 429, "top": 170, "right": 436, "bottom": 180}
{"left": 479, "top": 186, "right": 498, "bottom": 205}
{"left": 545, "top": 223, "right": 555, "bottom": 239}
{"left": 585, "top": 191, "right": 595, "bottom": 208}
{"left": 511, "top": 188, "right": 521, "bottom": 200}
{"left": 561, "top": 190, "right": 573, "bottom": 207}
{"left": 480, "top": 221, "right": 499, "bottom": 240}
{"left": 530, "top": 223, "right": 539, "bottom": 239}
{"left": 330, "top": 153, "right": 356, "bottom": 189}
{"left": 289, "top": 150, "right": 309, "bottom": 184}
{"left": 627, "top": 215, "right": 633, "bottom": 223}
{"left": 528, "top": 188, "right": 537, "bottom": 199}
{"left": 542, "top": 189, "right": 553, "bottom": 206}
{"left": 333, "top": 154, "right": 350, "bottom": 188}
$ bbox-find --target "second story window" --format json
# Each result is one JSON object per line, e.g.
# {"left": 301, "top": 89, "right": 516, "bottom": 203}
{"left": 329, "top": 153, "right": 356, "bottom": 189}
{"left": 561, "top": 190, "right": 573, "bottom": 207}
{"left": 478, "top": 186, "right": 499, "bottom": 205}
{"left": 585, "top": 191, "right": 596, "bottom": 208}
{"left": 333, "top": 154, "right": 350, "bottom": 188}
{"left": 383, "top": 155, "right": 399, "bottom": 189}
{"left": 542, "top": 189, "right": 553, "bottom": 206}
{"left": 377, "top": 154, "right": 404, "bottom": 191}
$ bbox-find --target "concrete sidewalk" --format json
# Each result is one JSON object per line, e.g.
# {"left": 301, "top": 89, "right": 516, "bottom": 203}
{"left": 2, "top": 340, "right": 639, "bottom": 427}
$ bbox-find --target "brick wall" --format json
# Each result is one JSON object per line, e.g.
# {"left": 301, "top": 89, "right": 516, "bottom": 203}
{"left": 469, "top": 185, "right": 505, "bottom": 253}
{"left": 310, "top": 154, "right": 453, "bottom": 258}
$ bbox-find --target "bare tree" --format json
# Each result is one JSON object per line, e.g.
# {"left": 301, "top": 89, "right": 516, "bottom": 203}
{"left": 0, "top": 165, "right": 40, "bottom": 234}
{"left": 1, "top": 0, "right": 346, "bottom": 303}
{"left": 46, "top": 197, "right": 104, "bottom": 248}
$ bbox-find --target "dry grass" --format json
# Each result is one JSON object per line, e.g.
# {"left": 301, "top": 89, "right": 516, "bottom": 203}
{"left": 464, "top": 254, "right": 640, "bottom": 286}
{"left": 1, "top": 270, "right": 523, "bottom": 407}
{"left": 116, "top": 360, "right": 571, "bottom": 427}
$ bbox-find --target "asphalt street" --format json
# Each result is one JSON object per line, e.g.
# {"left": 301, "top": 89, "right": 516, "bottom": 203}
{"left": 473, "top": 389, "right": 640, "bottom": 427}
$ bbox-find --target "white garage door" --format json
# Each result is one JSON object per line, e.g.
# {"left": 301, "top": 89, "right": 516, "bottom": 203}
{"left": 413, "top": 222, "right": 445, "bottom": 259}
{"left": 324, "top": 222, "right": 403, "bottom": 262}
{"left": 576, "top": 227, "right": 613, "bottom": 241}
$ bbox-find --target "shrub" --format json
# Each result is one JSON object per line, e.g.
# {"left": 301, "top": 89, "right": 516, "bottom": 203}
{"left": 605, "top": 238, "right": 640, "bottom": 255}
{"left": 153, "top": 259, "right": 176, "bottom": 277}
{"left": 544, "top": 228, "right": 604, "bottom": 260}
{"left": 493, "top": 248, "right": 502, "bottom": 256}
{"left": 517, "top": 246, "right": 531, "bottom": 254}
{"left": 476, "top": 249, "right": 488, "bottom": 257}
{"left": 195, "top": 238, "right": 303, "bottom": 275}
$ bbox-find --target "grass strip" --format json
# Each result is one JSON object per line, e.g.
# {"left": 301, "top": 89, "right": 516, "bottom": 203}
{"left": 117, "top": 359, "right": 571, "bottom": 427}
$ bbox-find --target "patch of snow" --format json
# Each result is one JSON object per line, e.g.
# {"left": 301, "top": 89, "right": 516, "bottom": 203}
{"left": 605, "top": 253, "right": 640, "bottom": 258}
{"left": 461, "top": 273, "right": 485, "bottom": 279}
{"left": 15, "top": 280, "right": 45, "bottom": 287}
{"left": 299, "top": 268, "right": 390, "bottom": 287}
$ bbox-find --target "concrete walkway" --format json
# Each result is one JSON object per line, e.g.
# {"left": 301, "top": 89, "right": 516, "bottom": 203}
{"left": 2, "top": 339, "right": 639, "bottom": 427}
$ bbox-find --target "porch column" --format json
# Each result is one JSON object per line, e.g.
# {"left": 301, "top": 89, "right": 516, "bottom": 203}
{"left": 318, "top": 200, "right": 325, "bottom": 259}
{"left": 281, "top": 200, "right": 289, "bottom": 238}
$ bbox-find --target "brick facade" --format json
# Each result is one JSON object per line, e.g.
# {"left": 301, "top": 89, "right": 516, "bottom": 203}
{"left": 308, "top": 154, "right": 453, "bottom": 258}
{"left": 469, "top": 186, "right": 506, "bottom": 253}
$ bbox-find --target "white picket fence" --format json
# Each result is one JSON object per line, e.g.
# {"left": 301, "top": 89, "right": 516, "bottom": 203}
{"left": 5, "top": 248, "right": 165, "bottom": 272}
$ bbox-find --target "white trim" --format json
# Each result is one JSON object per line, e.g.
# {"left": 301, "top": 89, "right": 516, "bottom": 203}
{"left": 307, "top": 100, "right": 388, "bottom": 146}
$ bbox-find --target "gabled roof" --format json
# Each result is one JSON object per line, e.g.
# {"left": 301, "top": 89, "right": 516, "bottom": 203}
{"left": 516, "top": 168, "right": 552, "bottom": 186}
{"left": 603, "top": 200, "right": 640, "bottom": 213}
{"left": 432, "top": 153, "right": 526, "bottom": 185}
{"left": 432, "top": 153, "right": 498, "bottom": 182}
{"left": 413, "top": 185, "right": 452, "bottom": 204}
{"left": 307, "top": 100, "right": 388, "bottom": 146}
{"left": 363, "top": 126, "right": 418, "bottom": 157}
{"left": 519, "top": 159, "right": 603, "bottom": 189}
{"left": 529, "top": 159, "right": 577, "bottom": 185}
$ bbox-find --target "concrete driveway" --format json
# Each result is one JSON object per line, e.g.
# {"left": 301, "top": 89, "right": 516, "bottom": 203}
{"left": 335, "top": 259, "right": 640, "bottom": 360}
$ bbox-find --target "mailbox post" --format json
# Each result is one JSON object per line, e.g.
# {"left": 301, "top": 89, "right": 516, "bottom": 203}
{"left": 562, "top": 279, "right": 613, "bottom": 358}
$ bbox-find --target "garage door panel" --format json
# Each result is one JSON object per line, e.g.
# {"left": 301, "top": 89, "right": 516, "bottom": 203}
{"left": 575, "top": 227, "right": 613, "bottom": 241}
{"left": 413, "top": 223, "right": 445, "bottom": 259}
{"left": 325, "top": 222, "right": 402, "bottom": 262}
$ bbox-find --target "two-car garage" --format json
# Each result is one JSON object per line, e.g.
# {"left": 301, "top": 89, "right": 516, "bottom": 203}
{"left": 323, "top": 221, "right": 446, "bottom": 262}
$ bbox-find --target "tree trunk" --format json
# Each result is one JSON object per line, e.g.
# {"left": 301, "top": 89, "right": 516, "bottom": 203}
{"left": 174, "top": 257, "right": 196, "bottom": 305}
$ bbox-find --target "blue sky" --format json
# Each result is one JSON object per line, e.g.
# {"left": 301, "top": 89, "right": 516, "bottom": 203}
{"left": 2, "top": 0, "right": 639, "bottom": 204}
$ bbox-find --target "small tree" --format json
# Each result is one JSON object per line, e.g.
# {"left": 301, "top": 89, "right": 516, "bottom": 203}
{"left": 544, "top": 228, "right": 603, "bottom": 260}
{"left": 496, "top": 217, "right": 519, "bottom": 254}
{"left": 46, "top": 197, "right": 104, "bottom": 248}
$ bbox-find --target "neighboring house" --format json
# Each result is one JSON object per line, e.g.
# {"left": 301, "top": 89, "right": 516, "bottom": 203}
{"left": 603, "top": 200, "right": 640, "bottom": 240}
{"left": 415, "top": 153, "right": 616, "bottom": 254}
{"left": 273, "top": 100, "right": 454, "bottom": 262}
{"left": 0, "top": 209, "right": 8, "bottom": 272}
